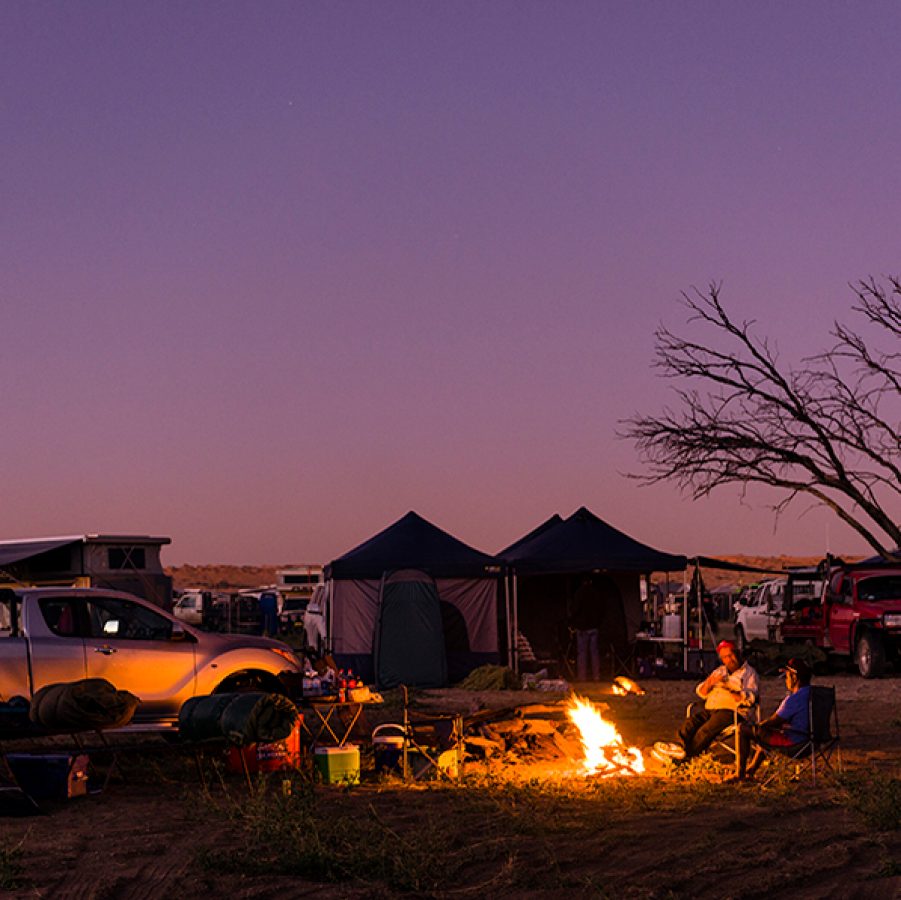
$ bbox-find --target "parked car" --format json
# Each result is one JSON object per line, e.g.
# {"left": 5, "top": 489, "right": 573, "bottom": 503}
{"left": 278, "top": 595, "right": 308, "bottom": 634}
{"left": 734, "top": 579, "right": 787, "bottom": 654}
{"left": 781, "top": 561, "right": 901, "bottom": 677}
{"left": 172, "top": 589, "right": 206, "bottom": 626}
{"left": 0, "top": 587, "right": 302, "bottom": 720}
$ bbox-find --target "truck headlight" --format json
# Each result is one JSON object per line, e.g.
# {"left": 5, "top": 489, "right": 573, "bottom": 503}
{"left": 883, "top": 613, "right": 901, "bottom": 629}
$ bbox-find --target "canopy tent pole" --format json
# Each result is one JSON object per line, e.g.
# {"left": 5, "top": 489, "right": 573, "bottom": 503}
{"left": 512, "top": 573, "right": 520, "bottom": 674}
{"left": 504, "top": 572, "right": 513, "bottom": 669}
{"left": 326, "top": 578, "right": 333, "bottom": 653}
{"left": 696, "top": 559, "right": 703, "bottom": 665}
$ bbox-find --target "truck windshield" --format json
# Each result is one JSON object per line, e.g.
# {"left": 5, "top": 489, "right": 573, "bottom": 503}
{"left": 857, "top": 575, "right": 901, "bottom": 602}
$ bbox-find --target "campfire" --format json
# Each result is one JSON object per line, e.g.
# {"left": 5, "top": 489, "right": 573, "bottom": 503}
{"left": 460, "top": 695, "right": 645, "bottom": 778}
{"left": 567, "top": 695, "right": 645, "bottom": 777}
{"left": 611, "top": 675, "right": 646, "bottom": 697}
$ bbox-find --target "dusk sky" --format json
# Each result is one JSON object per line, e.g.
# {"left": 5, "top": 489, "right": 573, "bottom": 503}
{"left": 4, "top": 2, "right": 901, "bottom": 565}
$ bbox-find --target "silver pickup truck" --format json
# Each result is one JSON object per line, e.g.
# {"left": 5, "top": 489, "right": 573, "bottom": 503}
{"left": 0, "top": 587, "right": 302, "bottom": 720}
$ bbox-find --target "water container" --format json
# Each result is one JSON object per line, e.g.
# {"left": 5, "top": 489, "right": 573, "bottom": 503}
{"left": 313, "top": 745, "right": 360, "bottom": 785}
{"left": 662, "top": 614, "right": 682, "bottom": 639}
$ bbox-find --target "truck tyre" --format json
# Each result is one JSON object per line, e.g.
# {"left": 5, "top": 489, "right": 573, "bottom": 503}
{"left": 214, "top": 670, "right": 285, "bottom": 695}
{"left": 734, "top": 625, "right": 748, "bottom": 657}
{"left": 856, "top": 632, "right": 886, "bottom": 679}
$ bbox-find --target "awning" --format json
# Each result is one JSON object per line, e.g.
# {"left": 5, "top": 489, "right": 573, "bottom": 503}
{"left": 692, "top": 556, "right": 792, "bottom": 576}
{"left": 0, "top": 538, "right": 81, "bottom": 569}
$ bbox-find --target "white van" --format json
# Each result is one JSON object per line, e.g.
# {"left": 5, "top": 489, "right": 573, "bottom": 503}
{"left": 734, "top": 579, "right": 787, "bottom": 653}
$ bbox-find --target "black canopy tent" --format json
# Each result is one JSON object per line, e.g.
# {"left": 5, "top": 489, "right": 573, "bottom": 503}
{"left": 325, "top": 511, "right": 503, "bottom": 580}
{"left": 324, "top": 511, "right": 504, "bottom": 685}
{"left": 499, "top": 507, "right": 689, "bottom": 673}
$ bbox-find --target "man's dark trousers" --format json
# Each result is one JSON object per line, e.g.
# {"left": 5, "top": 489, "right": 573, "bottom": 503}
{"left": 678, "top": 708, "right": 734, "bottom": 757}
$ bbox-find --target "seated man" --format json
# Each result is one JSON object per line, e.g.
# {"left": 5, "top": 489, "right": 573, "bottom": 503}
{"left": 737, "top": 657, "right": 812, "bottom": 779}
{"left": 675, "top": 640, "right": 760, "bottom": 763}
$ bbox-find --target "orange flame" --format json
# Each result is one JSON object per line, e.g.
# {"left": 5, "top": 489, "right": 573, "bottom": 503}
{"left": 614, "top": 675, "right": 646, "bottom": 696}
{"left": 566, "top": 695, "right": 645, "bottom": 777}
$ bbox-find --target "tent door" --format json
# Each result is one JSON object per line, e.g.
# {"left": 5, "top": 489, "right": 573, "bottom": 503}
{"left": 374, "top": 570, "right": 447, "bottom": 690}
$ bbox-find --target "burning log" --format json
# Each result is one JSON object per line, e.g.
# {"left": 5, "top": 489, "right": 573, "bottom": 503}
{"left": 611, "top": 675, "right": 646, "bottom": 697}
{"left": 566, "top": 695, "right": 644, "bottom": 777}
{"left": 461, "top": 697, "right": 640, "bottom": 774}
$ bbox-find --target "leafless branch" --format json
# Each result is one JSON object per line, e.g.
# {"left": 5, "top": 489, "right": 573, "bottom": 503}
{"left": 624, "top": 281, "right": 901, "bottom": 557}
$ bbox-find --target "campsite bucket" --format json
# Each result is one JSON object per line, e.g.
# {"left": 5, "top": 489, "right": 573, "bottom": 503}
{"left": 226, "top": 718, "right": 302, "bottom": 775}
{"left": 313, "top": 745, "right": 360, "bottom": 785}
{"left": 372, "top": 724, "right": 405, "bottom": 773}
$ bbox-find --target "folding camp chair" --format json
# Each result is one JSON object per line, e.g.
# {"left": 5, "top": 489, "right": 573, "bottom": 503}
{"left": 400, "top": 686, "right": 463, "bottom": 782}
{"left": 757, "top": 685, "right": 842, "bottom": 787}
{"left": 684, "top": 700, "right": 759, "bottom": 777}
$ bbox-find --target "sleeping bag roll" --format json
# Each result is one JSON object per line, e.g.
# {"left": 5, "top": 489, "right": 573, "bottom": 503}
{"left": 178, "top": 693, "right": 240, "bottom": 743}
{"left": 218, "top": 692, "right": 298, "bottom": 746}
{"left": 30, "top": 679, "right": 139, "bottom": 731}
{"left": 178, "top": 692, "right": 299, "bottom": 746}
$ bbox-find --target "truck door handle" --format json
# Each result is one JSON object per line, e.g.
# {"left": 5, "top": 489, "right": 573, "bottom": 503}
{"left": 94, "top": 645, "right": 117, "bottom": 655}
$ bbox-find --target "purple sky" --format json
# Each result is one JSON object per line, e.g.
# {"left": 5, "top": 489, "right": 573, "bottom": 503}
{"left": 4, "top": 2, "right": 901, "bottom": 565}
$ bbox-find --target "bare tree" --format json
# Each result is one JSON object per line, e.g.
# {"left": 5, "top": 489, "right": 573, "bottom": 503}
{"left": 625, "top": 278, "right": 901, "bottom": 558}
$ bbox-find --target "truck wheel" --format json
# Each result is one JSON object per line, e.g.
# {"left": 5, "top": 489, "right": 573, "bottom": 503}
{"left": 734, "top": 625, "right": 748, "bottom": 657}
{"left": 856, "top": 632, "right": 886, "bottom": 678}
{"left": 215, "top": 670, "right": 284, "bottom": 695}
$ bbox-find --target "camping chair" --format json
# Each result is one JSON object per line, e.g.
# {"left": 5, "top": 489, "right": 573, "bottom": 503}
{"left": 757, "top": 685, "right": 842, "bottom": 787}
{"left": 517, "top": 630, "right": 562, "bottom": 678}
{"left": 400, "top": 686, "right": 463, "bottom": 783}
{"left": 685, "top": 700, "right": 759, "bottom": 777}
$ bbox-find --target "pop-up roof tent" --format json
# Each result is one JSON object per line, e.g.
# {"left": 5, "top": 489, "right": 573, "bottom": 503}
{"left": 324, "top": 512, "right": 502, "bottom": 687}
{"left": 499, "top": 507, "right": 688, "bottom": 669}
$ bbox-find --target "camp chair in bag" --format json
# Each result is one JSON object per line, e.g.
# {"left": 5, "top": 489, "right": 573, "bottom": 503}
{"left": 400, "top": 686, "right": 463, "bottom": 782}
{"left": 757, "top": 685, "right": 842, "bottom": 787}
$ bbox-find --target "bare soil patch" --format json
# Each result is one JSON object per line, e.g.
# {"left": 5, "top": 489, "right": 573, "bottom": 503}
{"left": 2, "top": 675, "right": 900, "bottom": 898}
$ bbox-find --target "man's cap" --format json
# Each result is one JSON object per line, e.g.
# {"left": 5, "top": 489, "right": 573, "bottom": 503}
{"left": 716, "top": 640, "right": 737, "bottom": 654}
{"left": 780, "top": 657, "right": 812, "bottom": 679}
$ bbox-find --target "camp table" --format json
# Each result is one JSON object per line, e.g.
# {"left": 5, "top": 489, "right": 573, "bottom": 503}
{"left": 301, "top": 698, "right": 369, "bottom": 748}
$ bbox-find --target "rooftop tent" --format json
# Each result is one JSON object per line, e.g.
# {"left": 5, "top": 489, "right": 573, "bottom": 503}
{"left": 501, "top": 507, "right": 687, "bottom": 574}
{"left": 325, "top": 512, "right": 502, "bottom": 684}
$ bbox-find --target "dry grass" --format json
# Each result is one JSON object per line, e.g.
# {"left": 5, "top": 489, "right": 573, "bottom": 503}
{"left": 0, "top": 839, "right": 24, "bottom": 892}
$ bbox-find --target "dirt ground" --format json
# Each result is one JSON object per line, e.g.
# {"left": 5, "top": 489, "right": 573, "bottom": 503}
{"left": 2, "top": 674, "right": 900, "bottom": 899}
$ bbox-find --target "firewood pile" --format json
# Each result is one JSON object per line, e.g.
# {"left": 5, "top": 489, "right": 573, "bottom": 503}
{"left": 461, "top": 701, "right": 603, "bottom": 765}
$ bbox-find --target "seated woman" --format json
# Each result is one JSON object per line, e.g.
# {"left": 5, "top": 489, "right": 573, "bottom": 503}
{"left": 734, "top": 657, "right": 812, "bottom": 780}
